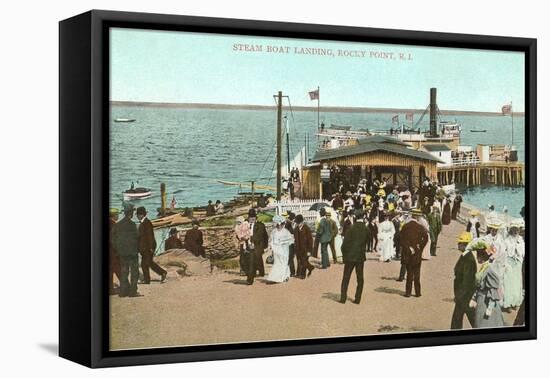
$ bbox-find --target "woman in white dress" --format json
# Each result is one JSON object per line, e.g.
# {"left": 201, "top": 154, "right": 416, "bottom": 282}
{"left": 266, "top": 215, "right": 295, "bottom": 283}
{"left": 502, "top": 221, "right": 525, "bottom": 309}
{"left": 377, "top": 213, "right": 395, "bottom": 262}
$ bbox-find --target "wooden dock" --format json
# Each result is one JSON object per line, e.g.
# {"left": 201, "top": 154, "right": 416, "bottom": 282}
{"left": 437, "top": 161, "right": 524, "bottom": 186}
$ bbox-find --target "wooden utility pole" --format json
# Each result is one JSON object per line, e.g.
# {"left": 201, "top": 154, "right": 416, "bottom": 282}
{"left": 160, "top": 182, "right": 166, "bottom": 216}
{"left": 276, "top": 91, "right": 283, "bottom": 200}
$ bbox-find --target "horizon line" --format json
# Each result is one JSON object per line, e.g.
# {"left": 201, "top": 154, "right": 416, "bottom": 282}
{"left": 110, "top": 100, "right": 525, "bottom": 117}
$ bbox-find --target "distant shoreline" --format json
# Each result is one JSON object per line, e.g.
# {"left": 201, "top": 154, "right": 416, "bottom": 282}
{"left": 111, "top": 101, "right": 525, "bottom": 116}
{"left": 110, "top": 101, "right": 525, "bottom": 117}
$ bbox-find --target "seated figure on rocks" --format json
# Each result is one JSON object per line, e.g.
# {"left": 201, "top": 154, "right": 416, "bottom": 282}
{"left": 184, "top": 219, "right": 206, "bottom": 257}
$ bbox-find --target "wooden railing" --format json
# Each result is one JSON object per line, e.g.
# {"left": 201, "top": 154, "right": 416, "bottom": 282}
{"left": 270, "top": 199, "right": 329, "bottom": 224}
{"left": 440, "top": 156, "right": 481, "bottom": 167}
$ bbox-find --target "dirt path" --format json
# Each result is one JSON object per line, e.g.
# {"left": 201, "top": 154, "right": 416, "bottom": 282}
{"left": 110, "top": 219, "right": 518, "bottom": 350}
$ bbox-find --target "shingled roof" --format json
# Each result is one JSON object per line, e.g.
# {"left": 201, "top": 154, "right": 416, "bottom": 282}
{"left": 312, "top": 135, "right": 444, "bottom": 163}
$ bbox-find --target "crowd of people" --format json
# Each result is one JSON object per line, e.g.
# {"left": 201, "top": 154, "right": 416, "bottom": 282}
{"left": 110, "top": 173, "right": 526, "bottom": 329}
{"left": 230, "top": 174, "right": 526, "bottom": 328}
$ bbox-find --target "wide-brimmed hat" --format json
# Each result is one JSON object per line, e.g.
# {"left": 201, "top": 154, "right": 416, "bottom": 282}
{"left": 486, "top": 218, "right": 504, "bottom": 229}
{"left": 470, "top": 240, "right": 490, "bottom": 252}
{"left": 457, "top": 232, "right": 473, "bottom": 244}
{"left": 109, "top": 208, "right": 120, "bottom": 217}
{"left": 469, "top": 209, "right": 480, "bottom": 216}
{"left": 509, "top": 219, "right": 525, "bottom": 229}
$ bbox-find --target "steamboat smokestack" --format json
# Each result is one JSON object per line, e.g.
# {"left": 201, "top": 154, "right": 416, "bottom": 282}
{"left": 429, "top": 87, "right": 438, "bottom": 137}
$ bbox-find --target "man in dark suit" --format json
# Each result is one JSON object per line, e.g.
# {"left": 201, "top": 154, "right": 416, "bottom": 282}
{"left": 340, "top": 209, "right": 370, "bottom": 304}
{"left": 136, "top": 207, "right": 167, "bottom": 284}
{"left": 284, "top": 212, "right": 297, "bottom": 276}
{"left": 247, "top": 208, "right": 269, "bottom": 285}
{"left": 451, "top": 232, "right": 477, "bottom": 329}
{"left": 293, "top": 214, "right": 315, "bottom": 279}
{"left": 109, "top": 208, "right": 122, "bottom": 295}
{"left": 111, "top": 202, "right": 141, "bottom": 297}
{"left": 184, "top": 219, "right": 206, "bottom": 257}
{"left": 400, "top": 211, "right": 429, "bottom": 297}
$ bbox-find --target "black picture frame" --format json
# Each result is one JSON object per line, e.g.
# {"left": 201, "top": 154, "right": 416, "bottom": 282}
{"left": 59, "top": 9, "right": 537, "bottom": 368}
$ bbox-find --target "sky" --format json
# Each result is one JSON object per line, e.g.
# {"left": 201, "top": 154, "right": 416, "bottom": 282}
{"left": 110, "top": 27, "right": 525, "bottom": 112}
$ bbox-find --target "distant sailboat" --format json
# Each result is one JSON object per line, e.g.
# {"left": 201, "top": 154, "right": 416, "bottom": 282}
{"left": 114, "top": 118, "right": 136, "bottom": 123}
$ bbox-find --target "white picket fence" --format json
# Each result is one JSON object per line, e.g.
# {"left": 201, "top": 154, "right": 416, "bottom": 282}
{"left": 271, "top": 199, "right": 330, "bottom": 224}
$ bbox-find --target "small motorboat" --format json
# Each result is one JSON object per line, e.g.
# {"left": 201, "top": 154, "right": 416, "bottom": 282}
{"left": 470, "top": 129, "right": 487, "bottom": 133}
{"left": 123, "top": 185, "right": 152, "bottom": 200}
{"left": 114, "top": 118, "right": 136, "bottom": 123}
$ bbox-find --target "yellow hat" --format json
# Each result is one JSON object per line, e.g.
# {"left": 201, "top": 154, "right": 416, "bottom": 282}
{"left": 457, "top": 232, "right": 472, "bottom": 244}
{"left": 377, "top": 189, "right": 386, "bottom": 197}
{"left": 109, "top": 208, "right": 120, "bottom": 217}
{"left": 469, "top": 209, "right": 479, "bottom": 216}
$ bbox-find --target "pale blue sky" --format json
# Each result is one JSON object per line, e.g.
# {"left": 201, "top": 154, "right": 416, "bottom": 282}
{"left": 110, "top": 28, "right": 525, "bottom": 112}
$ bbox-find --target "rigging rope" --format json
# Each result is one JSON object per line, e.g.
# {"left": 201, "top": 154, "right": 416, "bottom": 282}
{"left": 412, "top": 105, "right": 430, "bottom": 129}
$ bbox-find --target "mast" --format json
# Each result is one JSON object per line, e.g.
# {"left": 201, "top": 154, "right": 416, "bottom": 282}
{"left": 276, "top": 91, "right": 283, "bottom": 201}
{"left": 285, "top": 116, "right": 291, "bottom": 175}
{"left": 317, "top": 86, "right": 320, "bottom": 130}
{"left": 304, "top": 134, "right": 307, "bottom": 166}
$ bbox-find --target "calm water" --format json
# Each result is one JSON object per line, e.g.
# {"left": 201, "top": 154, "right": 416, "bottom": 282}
{"left": 110, "top": 105, "right": 526, "bottom": 218}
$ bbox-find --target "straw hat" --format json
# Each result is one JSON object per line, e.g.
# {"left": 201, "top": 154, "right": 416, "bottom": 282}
{"left": 509, "top": 219, "right": 525, "bottom": 229}
{"left": 469, "top": 209, "right": 480, "bottom": 216}
{"left": 486, "top": 218, "right": 504, "bottom": 229}
{"left": 457, "top": 232, "right": 473, "bottom": 244}
{"left": 109, "top": 208, "right": 120, "bottom": 217}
